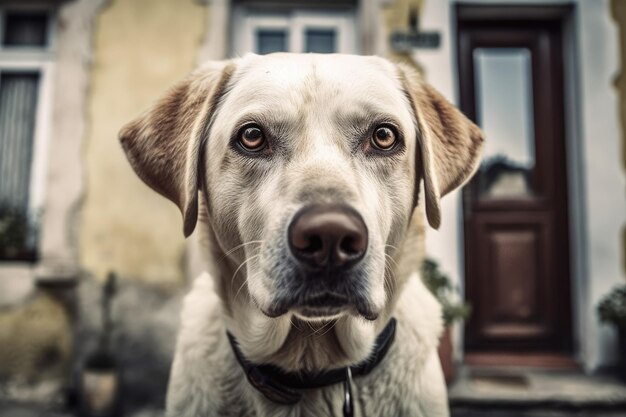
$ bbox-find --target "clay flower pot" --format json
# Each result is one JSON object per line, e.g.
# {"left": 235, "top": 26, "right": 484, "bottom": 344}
{"left": 78, "top": 351, "right": 122, "bottom": 417}
{"left": 619, "top": 326, "right": 626, "bottom": 382}
{"left": 438, "top": 326, "right": 454, "bottom": 385}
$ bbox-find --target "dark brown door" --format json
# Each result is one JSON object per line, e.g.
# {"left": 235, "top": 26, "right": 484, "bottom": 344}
{"left": 457, "top": 6, "right": 573, "bottom": 355}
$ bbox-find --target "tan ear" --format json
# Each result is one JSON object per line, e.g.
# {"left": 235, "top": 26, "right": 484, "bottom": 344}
{"left": 119, "top": 62, "right": 235, "bottom": 237}
{"left": 398, "top": 65, "right": 484, "bottom": 229}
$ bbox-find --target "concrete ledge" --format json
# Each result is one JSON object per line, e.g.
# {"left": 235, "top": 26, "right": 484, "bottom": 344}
{"left": 449, "top": 367, "right": 626, "bottom": 411}
{"left": 34, "top": 265, "right": 79, "bottom": 290}
{"left": 452, "top": 406, "right": 626, "bottom": 417}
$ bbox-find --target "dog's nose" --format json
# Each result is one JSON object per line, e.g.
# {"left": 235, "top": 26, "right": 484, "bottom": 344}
{"left": 288, "top": 204, "right": 368, "bottom": 270}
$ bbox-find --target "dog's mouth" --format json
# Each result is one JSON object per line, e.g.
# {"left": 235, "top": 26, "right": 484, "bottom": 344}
{"left": 262, "top": 291, "right": 379, "bottom": 321}
{"left": 295, "top": 293, "right": 349, "bottom": 320}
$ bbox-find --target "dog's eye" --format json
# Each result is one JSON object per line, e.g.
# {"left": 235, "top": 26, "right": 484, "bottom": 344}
{"left": 371, "top": 126, "right": 397, "bottom": 151}
{"left": 239, "top": 125, "right": 266, "bottom": 152}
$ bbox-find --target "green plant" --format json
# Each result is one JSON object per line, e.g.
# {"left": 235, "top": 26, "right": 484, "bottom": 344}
{"left": 597, "top": 285, "right": 626, "bottom": 328}
{"left": 0, "top": 203, "right": 38, "bottom": 261}
{"left": 421, "top": 258, "right": 471, "bottom": 326}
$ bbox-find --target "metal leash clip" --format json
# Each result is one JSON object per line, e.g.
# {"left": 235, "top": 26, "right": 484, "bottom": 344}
{"left": 343, "top": 367, "right": 354, "bottom": 417}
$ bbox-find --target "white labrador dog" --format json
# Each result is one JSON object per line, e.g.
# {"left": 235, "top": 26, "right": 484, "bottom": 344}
{"left": 120, "top": 53, "right": 483, "bottom": 417}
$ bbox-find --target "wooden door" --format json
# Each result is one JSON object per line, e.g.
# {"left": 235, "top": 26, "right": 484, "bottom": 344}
{"left": 458, "top": 6, "right": 573, "bottom": 355}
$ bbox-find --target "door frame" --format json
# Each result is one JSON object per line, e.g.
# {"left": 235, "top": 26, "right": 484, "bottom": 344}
{"left": 417, "top": 0, "right": 624, "bottom": 372}
{"left": 457, "top": 5, "right": 574, "bottom": 364}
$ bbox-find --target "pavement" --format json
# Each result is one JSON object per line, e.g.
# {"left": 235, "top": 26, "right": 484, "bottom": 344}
{"left": 1, "top": 369, "right": 625, "bottom": 416}
{"left": 0, "top": 403, "right": 624, "bottom": 416}
{"left": 451, "top": 409, "right": 626, "bottom": 417}
{"left": 449, "top": 367, "right": 626, "bottom": 416}
{"left": 0, "top": 403, "right": 165, "bottom": 417}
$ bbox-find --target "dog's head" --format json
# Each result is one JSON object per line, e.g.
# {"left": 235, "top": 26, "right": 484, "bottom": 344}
{"left": 120, "top": 54, "right": 482, "bottom": 366}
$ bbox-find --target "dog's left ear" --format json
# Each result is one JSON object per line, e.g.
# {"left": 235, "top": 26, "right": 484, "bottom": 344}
{"left": 398, "top": 65, "right": 484, "bottom": 229}
{"left": 119, "top": 62, "right": 235, "bottom": 237}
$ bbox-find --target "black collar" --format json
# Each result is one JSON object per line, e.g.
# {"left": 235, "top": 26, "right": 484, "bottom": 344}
{"left": 227, "top": 318, "right": 397, "bottom": 405}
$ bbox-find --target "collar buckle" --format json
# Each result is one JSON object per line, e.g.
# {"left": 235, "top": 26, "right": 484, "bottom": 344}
{"left": 343, "top": 367, "right": 354, "bottom": 417}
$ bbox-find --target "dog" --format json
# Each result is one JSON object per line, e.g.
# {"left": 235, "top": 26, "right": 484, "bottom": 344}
{"left": 119, "top": 53, "right": 483, "bottom": 417}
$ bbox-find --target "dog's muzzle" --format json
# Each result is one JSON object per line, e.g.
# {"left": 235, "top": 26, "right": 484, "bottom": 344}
{"left": 273, "top": 204, "right": 375, "bottom": 319}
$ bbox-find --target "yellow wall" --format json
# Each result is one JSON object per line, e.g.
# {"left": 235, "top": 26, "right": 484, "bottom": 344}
{"left": 80, "top": 0, "right": 207, "bottom": 289}
{"left": 383, "top": 0, "right": 424, "bottom": 67}
{"left": 0, "top": 293, "right": 71, "bottom": 385}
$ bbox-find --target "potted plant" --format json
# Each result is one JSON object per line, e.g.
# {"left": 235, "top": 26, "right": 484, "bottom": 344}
{"left": 421, "top": 258, "right": 471, "bottom": 385}
{"left": 597, "top": 284, "right": 626, "bottom": 381}
{"left": 78, "top": 273, "right": 123, "bottom": 417}
{"left": 0, "top": 203, "right": 38, "bottom": 261}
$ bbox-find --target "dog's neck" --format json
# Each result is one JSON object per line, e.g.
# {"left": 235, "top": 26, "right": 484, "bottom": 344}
{"left": 226, "top": 318, "right": 397, "bottom": 406}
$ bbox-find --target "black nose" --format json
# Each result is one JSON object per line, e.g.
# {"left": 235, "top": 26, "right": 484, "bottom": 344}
{"left": 288, "top": 204, "right": 368, "bottom": 270}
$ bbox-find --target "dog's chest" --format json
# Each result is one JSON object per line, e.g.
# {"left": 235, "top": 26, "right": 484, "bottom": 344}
{"left": 166, "top": 273, "right": 448, "bottom": 417}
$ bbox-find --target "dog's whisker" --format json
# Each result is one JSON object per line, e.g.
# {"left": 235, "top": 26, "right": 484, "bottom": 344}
{"left": 384, "top": 254, "right": 399, "bottom": 275}
{"left": 307, "top": 319, "right": 335, "bottom": 338}
{"left": 231, "top": 254, "right": 261, "bottom": 281}
{"left": 234, "top": 269, "right": 266, "bottom": 303}
{"left": 304, "top": 320, "right": 319, "bottom": 335}
{"left": 384, "top": 253, "right": 399, "bottom": 269}
{"left": 220, "top": 240, "right": 265, "bottom": 261}
{"left": 313, "top": 320, "right": 336, "bottom": 338}
{"left": 316, "top": 320, "right": 333, "bottom": 333}
{"left": 290, "top": 317, "right": 303, "bottom": 332}
{"left": 229, "top": 254, "right": 261, "bottom": 295}
{"left": 383, "top": 275, "right": 393, "bottom": 301}
{"left": 233, "top": 278, "right": 249, "bottom": 302}
{"left": 383, "top": 254, "right": 399, "bottom": 300}
{"left": 384, "top": 244, "right": 400, "bottom": 257}
{"left": 316, "top": 320, "right": 338, "bottom": 338}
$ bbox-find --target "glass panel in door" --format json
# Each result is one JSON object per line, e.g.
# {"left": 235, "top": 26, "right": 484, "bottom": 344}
{"left": 473, "top": 48, "right": 536, "bottom": 199}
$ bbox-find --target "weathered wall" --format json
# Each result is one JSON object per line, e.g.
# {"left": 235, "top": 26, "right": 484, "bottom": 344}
{"left": 80, "top": 0, "right": 207, "bottom": 289}
{"left": 0, "top": 0, "right": 106, "bottom": 402}
{"left": 611, "top": 0, "right": 626, "bottom": 280}
{"left": 0, "top": 292, "right": 72, "bottom": 402}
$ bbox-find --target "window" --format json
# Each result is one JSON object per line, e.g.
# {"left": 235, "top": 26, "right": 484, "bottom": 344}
{"left": 232, "top": 8, "right": 356, "bottom": 55}
{"left": 257, "top": 29, "right": 288, "bottom": 54}
{"left": 305, "top": 29, "right": 336, "bottom": 53}
{"left": 473, "top": 48, "right": 536, "bottom": 199}
{"left": 0, "top": 7, "right": 54, "bottom": 261}
{"left": 3, "top": 11, "right": 50, "bottom": 47}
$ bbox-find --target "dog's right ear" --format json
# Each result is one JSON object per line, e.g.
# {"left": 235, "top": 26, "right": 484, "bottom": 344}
{"left": 119, "top": 61, "right": 235, "bottom": 238}
{"left": 397, "top": 64, "right": 484, "bottom": 230}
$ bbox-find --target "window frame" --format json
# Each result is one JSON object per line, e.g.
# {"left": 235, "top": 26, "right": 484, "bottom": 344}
{"left": 232, "top": 8, "right": 356, "bottom": 56}
{"left": 0, "top": 4, "right": 56, "bottom": 261}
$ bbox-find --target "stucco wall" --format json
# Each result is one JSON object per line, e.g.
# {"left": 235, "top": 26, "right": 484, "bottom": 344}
{"left": 611, "top": 0, "right": 626, "bottom": 281}
{"left": 80, "top": 0, "right": 207, "bottom": 289}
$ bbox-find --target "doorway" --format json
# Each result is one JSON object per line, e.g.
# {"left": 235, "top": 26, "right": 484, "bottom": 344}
{"left": 457, "top": 6, "right": 574, "bottom": 365}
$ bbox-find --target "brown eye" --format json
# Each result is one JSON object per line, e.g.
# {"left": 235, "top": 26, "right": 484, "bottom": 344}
{"left": 372, "top": 126, "right": 397, "bottom": 150}
{"left": 239, "top": 125, "right": 266, "bottom": 151}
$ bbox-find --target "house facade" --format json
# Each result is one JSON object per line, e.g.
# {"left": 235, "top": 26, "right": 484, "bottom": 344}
{"left": 0, "top": 0, "right": 624, "bottom": 404}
